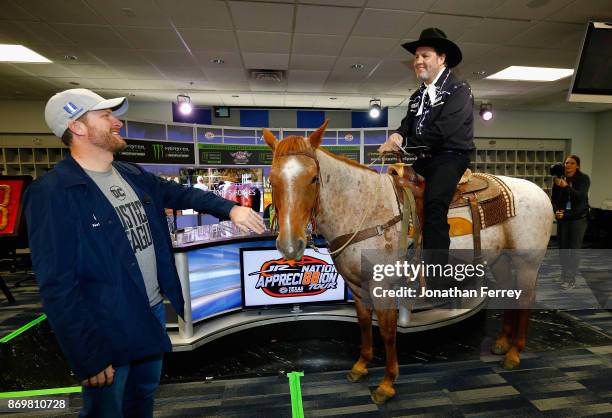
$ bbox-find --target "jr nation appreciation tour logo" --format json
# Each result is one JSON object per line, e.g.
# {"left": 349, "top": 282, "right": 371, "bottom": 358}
{"left": 249, "top": 256, "right": 340, "bottom": 297}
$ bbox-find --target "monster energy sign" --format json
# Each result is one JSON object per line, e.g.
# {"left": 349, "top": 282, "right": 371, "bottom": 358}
{"left": 117, "top": 139, "right": 195, "bottom": 164}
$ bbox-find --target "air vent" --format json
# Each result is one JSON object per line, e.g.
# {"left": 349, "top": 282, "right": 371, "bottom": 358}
{"left": 249, "top": 69, "right": 285, "bottom": 83}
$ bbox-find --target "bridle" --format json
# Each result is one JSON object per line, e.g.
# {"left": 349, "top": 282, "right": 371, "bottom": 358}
{"left": 271, "top": 150, "right": 321, "bottom": 239}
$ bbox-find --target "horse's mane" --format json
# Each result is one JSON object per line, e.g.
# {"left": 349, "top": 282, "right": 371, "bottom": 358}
{"left": 274, "top": 135, "right": 376, "bottom": 173}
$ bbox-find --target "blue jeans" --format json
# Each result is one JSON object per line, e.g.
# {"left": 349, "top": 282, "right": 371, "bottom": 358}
{"left": 79, "top": 302, "right": 166, "bottom": 418}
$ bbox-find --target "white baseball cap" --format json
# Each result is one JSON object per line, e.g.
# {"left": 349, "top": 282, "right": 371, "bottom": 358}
{"left": 44, "top": 88, "right": 128, "bottom": 137}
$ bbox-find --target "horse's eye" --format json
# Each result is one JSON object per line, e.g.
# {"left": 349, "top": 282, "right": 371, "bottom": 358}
{"left": 311, "top": 176, "right": 318, "bottom": 185}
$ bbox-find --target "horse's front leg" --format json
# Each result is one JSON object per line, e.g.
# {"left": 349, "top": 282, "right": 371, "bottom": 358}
{"left": 347, "top": 298, "right": 373, "bottom": 382}
{"left": 371, "top": 307, "right": 398, "bottom": 404}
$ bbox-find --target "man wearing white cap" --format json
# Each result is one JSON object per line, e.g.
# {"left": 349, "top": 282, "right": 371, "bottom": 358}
{"left": 24, "top": 89, "right": 264, "bottom": 417}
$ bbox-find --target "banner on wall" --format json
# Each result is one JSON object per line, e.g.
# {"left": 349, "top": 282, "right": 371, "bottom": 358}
{"left": 363, "top": 145, "right": 416, "bottom": 165}
{"left": 241, "top": 248, "right": 346, "bottom": 307}
{"left": 117, "top": 139, "right": 195, "bottom": 164}
{"left": 198, "top": 144, "right": 361, "bottom": 166}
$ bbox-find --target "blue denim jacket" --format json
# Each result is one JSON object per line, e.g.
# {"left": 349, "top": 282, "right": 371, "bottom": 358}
{"left": 24, "top": 154, "right": 236, "bottom": 380}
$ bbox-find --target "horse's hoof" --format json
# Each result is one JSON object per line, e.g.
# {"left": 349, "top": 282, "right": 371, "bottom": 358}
{"left": 370, "top": 386, "right": 396, "bottom": 404}
{"left": 501, "top": 350, "right": 521, "bottom": 370}
{"left": 346, "top": 368, "right": 367, "bottom": 383}
{"left": 491, "top": 337, "right": 511, "bottom": 355}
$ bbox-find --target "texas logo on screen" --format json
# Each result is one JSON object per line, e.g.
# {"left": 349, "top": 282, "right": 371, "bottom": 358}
{"left": 249, "top": 256, "right": 340, "bottom": 298}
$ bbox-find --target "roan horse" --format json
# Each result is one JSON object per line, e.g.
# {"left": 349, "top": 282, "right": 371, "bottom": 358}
{"left": 263, "top": 121, "right": 553, "bottom": 404}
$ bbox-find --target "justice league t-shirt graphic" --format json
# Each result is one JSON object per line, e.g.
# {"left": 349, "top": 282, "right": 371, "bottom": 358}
{"left": 113, "top": 189, "right": 153, "bottom": 253}
{"left": 85, "top": 167, "right": 161, "bottom": 306}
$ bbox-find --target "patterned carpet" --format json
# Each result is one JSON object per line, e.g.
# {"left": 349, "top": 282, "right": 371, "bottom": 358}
{"left": 1, "top": 252, "right": 612, "bottom": 417}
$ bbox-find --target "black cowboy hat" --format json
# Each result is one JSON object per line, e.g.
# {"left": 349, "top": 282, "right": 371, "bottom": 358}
{"left": 401, "top": 27, "right": 462, "bottom": 68}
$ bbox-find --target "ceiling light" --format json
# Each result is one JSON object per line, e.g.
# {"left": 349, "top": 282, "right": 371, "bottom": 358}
{"left": 177, "top": 94, "right": 192, "bottom": 115}
{"left": 351, "top": 63, "right": 364, "bottom": 70}
{"left": 329, "top": 97, "right": 337, "bottom": 100}
{"left": 210, "top": 58, "right": 224, "bottom": 65}
{"left": 486, "top": 66, "right": 574, "bottom": 82}
{"left": 63, "top": 55, "right": 78, "bottom": 61}
{"left": 0, "top": 44, "right": 51, "bottom": 63}
{"left": 232, "top": 95, "right": 240, "bottom": 98}
{"left": 369, "top": 99, "right": 382, "bottom": 118}
{"left": 479, "top": 103, "right": 493, "bottom": 121}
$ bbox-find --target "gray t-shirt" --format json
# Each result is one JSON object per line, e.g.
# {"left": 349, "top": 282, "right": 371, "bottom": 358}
{"left": 85, "top": 166, "right": 162, "bottom": 306}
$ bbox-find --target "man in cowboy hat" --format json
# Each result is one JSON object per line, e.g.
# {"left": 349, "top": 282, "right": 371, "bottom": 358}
{"left": 379, "top": 28, "right": 475, "bottom": 264}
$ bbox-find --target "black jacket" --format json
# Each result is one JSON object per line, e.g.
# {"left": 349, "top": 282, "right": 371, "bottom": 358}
{"left": 552, "top": 171, "right": 590, "bottom": 221}
{"left": 396, "top": 67, "right": 475, "bottom": 152}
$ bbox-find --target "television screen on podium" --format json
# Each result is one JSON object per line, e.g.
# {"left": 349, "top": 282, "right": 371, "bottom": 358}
{"left": 568, "top": 22, "right": 612, "bottom": 103}
{"left": 240, "top": 247, "right": 346, "bottom": 308}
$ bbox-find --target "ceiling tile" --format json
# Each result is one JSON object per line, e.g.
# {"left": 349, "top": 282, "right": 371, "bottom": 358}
{"left": 405, "top": 14, "right": 481, "bottom": 40}
{"left": 203, "top": 68, "right": 247, "bottom": 82}
{"left": 0, "top": 21, "right": 74, "bottom": 46}
{"left": 292, "top": 34, "right": 347, "bottom": 55}
{"left": 242, "top": 53, "right": 289, "bottom": 70}
{"left": 90, "top": 48, "right": 152, "bottom": 66}
{"left": 50, "top": 24, "right": 131, "bottom": 48}
{"left": 341, "top": 36, "right": 398, "bottom": 58}
{"left": 63, "top": 64, "right": 120, "bottom": 78}
{"left": 237, "top": 32, "right": 291, "bottom": 53}
{"left": 365, "top": 0, "right": 436, "bottom": 11}
{"left": 156, "top": 0, "right": 233, "bottom": 29}
{"left": 114, "top": 27, "right": 185, "bottom": 50}
{"left": 113, "top": 64, "right": 164, "bottom": 79}
{"left": 352, "top": 9, "right": 422, "bottom": 38}
{"left": 195, "top": 51, "right": 244, "bottom": 68}
{"left": 488, "top": 0, "right": 574, "bottom": 20}
{"left": 0, "top": 64, "right": 32, "bottom": 77}
{"left": 457, "top": 19, "right": 535, "bottom": 44}
{"left": 331, "top": 56, "right": 380, "bottom": 76}
{"left": 229, "top": 1, "right": 294, "bottom": 32}
{"left": 0, "top": 0, "right": 37, "bottom": 20}
{"left": 507, "top": 22, "right": 585, "bottom": 49}
{"left": 17, "top": 0, "right": 106, "bottom": 24}
{"left": 178, "top": 29, "right": 238, "bottom": 52}
{"left": 546, "top": 0, "right": 612, "bottom": 23}
{"left": 295, "top": 5, "right": 361, "bottom": 35}
{"left": 299, "top": 0, "right": 366, "bottom": 6}
{"left": 87, "top": 0, "right": 170, "bottom": 27}
{"left": 156, "top": 66, "right": 208, "bottom": 81}
{"left": 290, "top": 55, "right": 337, "bottom": 71}
{"left": 287, "top": 70, "right": 328, "bottom": 91}
{"left": 430, "top": 0, "right": 506, "bottom": 16}
{"left": 13, "top": 63, "right": 78, "bottom": 78}
{"left": 139, "top": 50, "right": 196, "bottom": 67}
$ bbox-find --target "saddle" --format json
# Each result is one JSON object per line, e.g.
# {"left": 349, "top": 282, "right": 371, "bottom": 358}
{"left": 388, "top": 164, "right": 515, "bottom": 259}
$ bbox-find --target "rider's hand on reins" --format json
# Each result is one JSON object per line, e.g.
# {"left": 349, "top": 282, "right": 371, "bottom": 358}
{"left": 378, "top": 133, "right": 403, "bottom": 154}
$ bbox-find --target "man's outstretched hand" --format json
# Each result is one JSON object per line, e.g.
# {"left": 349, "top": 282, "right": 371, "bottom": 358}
{"left": 230, "top": 206, "right": 266, "bottom": 234}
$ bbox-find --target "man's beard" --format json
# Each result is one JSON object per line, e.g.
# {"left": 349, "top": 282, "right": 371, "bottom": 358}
{"left": 90, "top": 129, "right": 127, "bottom": 153}
{"left": 416, "top": 69, "right": 430, "bottom": 82}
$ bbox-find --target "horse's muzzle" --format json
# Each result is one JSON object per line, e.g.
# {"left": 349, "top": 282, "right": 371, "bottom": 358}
{"left": 276, "top": 237, "right": 306, "bottom": 261}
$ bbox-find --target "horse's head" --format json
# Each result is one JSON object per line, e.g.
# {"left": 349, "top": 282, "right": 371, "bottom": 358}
{"left": 263, "top": 120, "right": 329, "bottom": 261}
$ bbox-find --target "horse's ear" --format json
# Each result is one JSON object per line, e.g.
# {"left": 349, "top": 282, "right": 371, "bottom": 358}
{"left": 262, "top": 128, "right": 278, "bottom": 150}
{"left": 308, "top": 119, "right": 329, "bottom": 148}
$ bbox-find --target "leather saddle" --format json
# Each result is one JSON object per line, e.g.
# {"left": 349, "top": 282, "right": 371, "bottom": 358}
{"left": 388, "top": 164, "right": 503, "bottom": 258}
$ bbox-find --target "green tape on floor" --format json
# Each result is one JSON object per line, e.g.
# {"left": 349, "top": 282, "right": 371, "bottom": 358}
{"left": 287, "top": 371, "right": 304, "bottom": 418}
{"left": 0, "top": 314, "right": 47, "bottom": 343}
{"left": 0, "top": 386, "right": 81, "bottom": 398}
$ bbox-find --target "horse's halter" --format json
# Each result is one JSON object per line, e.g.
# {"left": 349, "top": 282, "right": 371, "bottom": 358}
{"left": 271, "top": 150, "right": 321, "bottom": 238}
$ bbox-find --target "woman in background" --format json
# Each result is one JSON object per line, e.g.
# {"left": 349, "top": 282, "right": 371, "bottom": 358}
{"left": 551, "top": 154, "right": 590, "bottom": 289}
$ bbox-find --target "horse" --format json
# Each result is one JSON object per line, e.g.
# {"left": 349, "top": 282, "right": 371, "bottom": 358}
{"left": 262, "top": 121, "right": 553, "bottom": 404}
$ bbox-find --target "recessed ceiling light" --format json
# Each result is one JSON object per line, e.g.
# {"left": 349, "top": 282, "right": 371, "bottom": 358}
{"left": 351, "top": 63, "right": 364, "bottom": 70}
{"left": 63, "top": 55, "right": 78, "bottom": 61}
{"left": 0, "top": 44, "right": 51, "bottom": 63}
{"left": 232, "top": 95, "right": 240, "bottom": 98}
{"left": 210, "top": 58, "right": 224, "bottom": 65}
{"left": 329, "top": 97, "right": 337, "bottom": 100}
{"left": 486, "top": 66, "right": 574, "bottom": 82}
{"left": 69, "top": 81, "right": 80, "bottom": 86}
{"left": 473, "top": 71, "right": 486, "bottom": 76}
